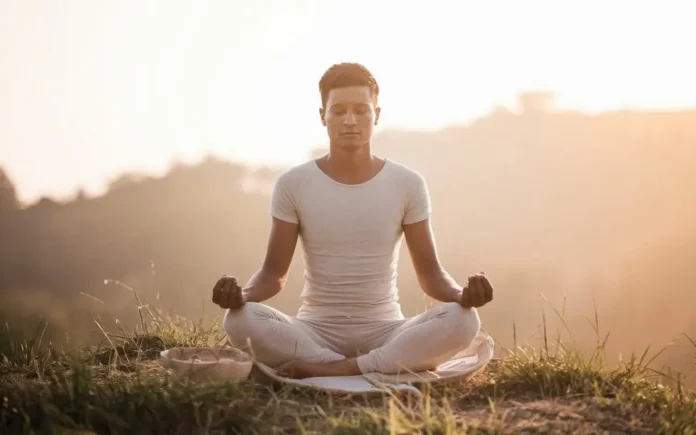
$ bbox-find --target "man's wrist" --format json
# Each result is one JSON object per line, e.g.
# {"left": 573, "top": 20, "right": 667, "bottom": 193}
{"left": 455, "top": 286, "right": 465, "bottom": 304}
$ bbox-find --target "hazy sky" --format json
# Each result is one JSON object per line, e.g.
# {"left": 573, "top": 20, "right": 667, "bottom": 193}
{"left": 1, "top": 0, "right": 695, "bottom": 204}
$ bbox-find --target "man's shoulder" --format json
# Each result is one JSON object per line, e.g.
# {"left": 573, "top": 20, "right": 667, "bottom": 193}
{"left": 275, "top": 160, "right": 316, "bottom": 186}
{"left": 385, "top": 159, "right": 427, "bottom": 185}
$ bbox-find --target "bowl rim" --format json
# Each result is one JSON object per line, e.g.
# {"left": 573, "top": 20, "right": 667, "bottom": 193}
{"left": 161, "top": 346, "right": 252, "bottom": 367}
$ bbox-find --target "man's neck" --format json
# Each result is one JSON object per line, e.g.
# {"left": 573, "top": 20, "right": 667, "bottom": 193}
{"left": 320, "top": 145, "right": 383, "bottom": 185}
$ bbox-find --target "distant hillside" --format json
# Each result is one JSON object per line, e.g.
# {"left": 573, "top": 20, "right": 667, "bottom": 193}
{"left": 1, "top": 101, "right": 695, "bottom": 375}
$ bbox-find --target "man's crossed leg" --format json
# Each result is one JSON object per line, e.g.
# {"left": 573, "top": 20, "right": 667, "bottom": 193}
{"left": 223, "top": 302, "right": 481, "bottom": 378}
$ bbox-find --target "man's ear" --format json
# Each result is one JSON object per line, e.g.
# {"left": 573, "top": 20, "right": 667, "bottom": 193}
{"left": 319, "top": 107, "right": 326, "bottom": 126}
{"left": 374, "top": 106, "right": 381, "bottom": 125}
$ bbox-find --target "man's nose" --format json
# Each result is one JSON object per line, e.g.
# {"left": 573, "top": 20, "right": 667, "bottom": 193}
{"left": 343, "top": 111, "right": 357, "bottom": 126}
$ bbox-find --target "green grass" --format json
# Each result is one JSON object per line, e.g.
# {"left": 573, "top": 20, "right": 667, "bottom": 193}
{"left": 1, "top": 287, "right": 695, "bottom": 434}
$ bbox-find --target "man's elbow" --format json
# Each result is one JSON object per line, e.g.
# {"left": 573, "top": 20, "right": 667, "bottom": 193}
{"left": 260, "top": 264, "right": 289, "bottom": 288}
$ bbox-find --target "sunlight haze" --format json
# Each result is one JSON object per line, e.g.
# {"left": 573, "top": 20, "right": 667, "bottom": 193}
{"left": 1, "top": 0, "right": 695, "bottom": 204}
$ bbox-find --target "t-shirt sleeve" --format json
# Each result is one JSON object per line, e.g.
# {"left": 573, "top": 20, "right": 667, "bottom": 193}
{"left": 403, "top": 172, "right": 432, "bottom": 224}
{"left": 270, "top": 174, "right": 299, "bottom": 224}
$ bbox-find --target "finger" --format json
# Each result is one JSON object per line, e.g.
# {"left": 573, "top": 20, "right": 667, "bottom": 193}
{"left": 230, "top": 277, "right": 240, "bottom": 302}
{"left": 482, "top": 276, "right": 493, "bottom": 302}
{"left": 223, "top": 276, "right": 241, "bottom": 307}
{"left": 212, "top": 278, "right": 225, "bottom": 304}
{"left": 230, "top": 285, "right": 241, "bottom": 308}
{"left": 473, "top": 276, "right": 486, "bottom": 306}
{"left": 467, "top": 275, "right": 477, "bottom": 307}
{"left": 220, "top": 278, "right": 232, "bottom": 308}
{"left": 479, "top": 277, "right": 489, "bottom": 304}
{"left": 479, "top": 276, "right": 489, "bottom": 302}
{"left": 478, "top": 275, "right": 488, "bottom": 306}
{"left": 468, "top": 276, "right": 480, "bottom": 307}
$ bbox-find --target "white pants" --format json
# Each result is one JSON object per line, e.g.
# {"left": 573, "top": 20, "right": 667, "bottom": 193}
{"left": 223, "top": 302, "right": 481, "bottom": 374}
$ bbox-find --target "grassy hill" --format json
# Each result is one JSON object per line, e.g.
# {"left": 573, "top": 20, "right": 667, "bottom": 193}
{"left": 2, "top": 294, "right": 694, "bottom": 434}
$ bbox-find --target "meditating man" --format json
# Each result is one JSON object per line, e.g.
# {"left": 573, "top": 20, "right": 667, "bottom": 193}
{"left": 212, "top": 62, "right": 493, "bottom": 379}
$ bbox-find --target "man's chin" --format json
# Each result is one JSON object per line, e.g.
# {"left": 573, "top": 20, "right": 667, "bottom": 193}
{"left": 336, "top": 138, "right": 366, "bottom": 150}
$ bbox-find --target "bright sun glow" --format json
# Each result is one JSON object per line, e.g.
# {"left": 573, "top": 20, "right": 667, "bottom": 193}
{"left": 1, "top": 0, "right": 695, "bottom": 204}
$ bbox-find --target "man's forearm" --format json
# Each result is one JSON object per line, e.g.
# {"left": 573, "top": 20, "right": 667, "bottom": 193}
{"left": 418, "top": 268, "right": 464, "bottom": 303}
{"left": 241, "top": 268, "right": 286, "bottom": 303}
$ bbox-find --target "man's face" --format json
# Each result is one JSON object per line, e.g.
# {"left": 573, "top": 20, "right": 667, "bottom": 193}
{"left": 320, "top": 86, "right": 380, "bottom": 151}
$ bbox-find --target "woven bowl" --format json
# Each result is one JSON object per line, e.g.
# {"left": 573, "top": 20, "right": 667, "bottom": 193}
{"left": 160, "top": 347, "right": 253, "bottom": 380}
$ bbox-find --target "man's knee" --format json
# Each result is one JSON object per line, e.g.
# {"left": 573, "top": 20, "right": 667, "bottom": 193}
{"left": 222, "top": 302, "right": 264, "bottom": 342}
{"left": 440, "top": 302, "right": 481, "bottom": 343}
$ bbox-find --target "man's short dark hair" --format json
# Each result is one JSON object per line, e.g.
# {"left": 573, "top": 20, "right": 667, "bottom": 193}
{"left": 319, "top": 63, "right": 379, "bottom": 108}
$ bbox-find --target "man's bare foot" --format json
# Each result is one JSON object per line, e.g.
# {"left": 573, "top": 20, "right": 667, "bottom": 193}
{"left": 276, "top": 358, "right": 361, "bottom": 379}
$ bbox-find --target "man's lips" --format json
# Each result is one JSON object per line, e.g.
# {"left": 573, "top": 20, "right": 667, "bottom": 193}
{"left": 341, "top": 132, "right": 360, "bottom": 136}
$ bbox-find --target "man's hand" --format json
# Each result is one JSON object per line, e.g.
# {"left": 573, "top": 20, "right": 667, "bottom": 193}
{"left": 461, "top": 273, "right": 494, "bottom": 308}
{"left": 212, "top": 275, "right": 246, "bottom": 309}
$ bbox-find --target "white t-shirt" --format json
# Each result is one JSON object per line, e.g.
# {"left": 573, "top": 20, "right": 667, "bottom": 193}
{"left": 270, "top": 158, "right": 432, "bottom": 321}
